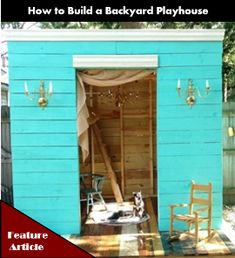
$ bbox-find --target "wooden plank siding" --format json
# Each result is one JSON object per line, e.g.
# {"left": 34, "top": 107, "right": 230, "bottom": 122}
{"left": 9, "top": 53, "right": 222, "bottom": 68}
{"left": 8, "top": 52, "right": 79, "bottom": 234}
{"left": 1, "top": 106, "right": 13, "bottom": 205}
{"left": 8, "top": 41, "right": 223, "bottom": 54}
{"left": 8, "top": 40, "right": 223, "bottom": 234}
{"left": 157, "top": 41, "right": 223, "bottom": 230}
{"left": 223, "top": 102, "right": 235, "bottom": 205}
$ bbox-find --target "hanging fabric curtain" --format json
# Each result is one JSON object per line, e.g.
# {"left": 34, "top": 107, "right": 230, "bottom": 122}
{"left": 77, "top": 69, "right": 154, "bottom": 162}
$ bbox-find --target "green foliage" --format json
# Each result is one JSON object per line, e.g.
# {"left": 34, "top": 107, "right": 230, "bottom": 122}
{"left": 40, "top": 22, "right": 86, "bottom": 29}
{"left": 223, "top": 23, "right": 235, "bottom": 100}
{"left": 1, "top": 22, "right": 25, "bottom": 29}
{"left": 40, "top": 22, "right": 143, "bottom": 29}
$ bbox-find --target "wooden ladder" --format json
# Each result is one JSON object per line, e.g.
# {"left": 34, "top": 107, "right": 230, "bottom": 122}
{"left": 91, "top": 123, "right": 123, "bottom": 203}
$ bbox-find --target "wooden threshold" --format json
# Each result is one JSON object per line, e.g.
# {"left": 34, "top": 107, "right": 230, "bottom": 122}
{"left": 70, "top": 198, "right": 163, "bottom": 257}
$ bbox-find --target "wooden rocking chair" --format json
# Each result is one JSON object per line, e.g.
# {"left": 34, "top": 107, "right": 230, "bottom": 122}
{"left": 169, "top": 181, "right": 212, "bottom": 245}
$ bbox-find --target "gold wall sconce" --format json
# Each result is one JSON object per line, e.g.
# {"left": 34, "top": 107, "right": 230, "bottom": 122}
{"left": 24, "top": 81, "right": 53, "bottom": 107}
{"left": 228, "top": 126, "right": 235, "bottom": 137}
{"left": 176, "top": 79, "right": 210, "bottom": 108}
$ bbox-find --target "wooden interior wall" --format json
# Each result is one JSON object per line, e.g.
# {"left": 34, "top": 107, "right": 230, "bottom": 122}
{"left": 80, "top": 77, "right": 156, "bottom": 199}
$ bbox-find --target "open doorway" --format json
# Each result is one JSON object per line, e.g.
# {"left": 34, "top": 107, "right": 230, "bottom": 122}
{"left": 78, "top": 69, "right": 157, "bottom": 202}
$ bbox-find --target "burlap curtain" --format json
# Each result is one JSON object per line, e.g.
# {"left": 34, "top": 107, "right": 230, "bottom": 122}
{"left": 77, "top": 70, "right": 154, "bottom": 162}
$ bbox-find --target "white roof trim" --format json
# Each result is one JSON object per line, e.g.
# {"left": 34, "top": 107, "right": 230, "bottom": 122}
{"left": 3, "top": 29, "right": 225, "bottom": 41}
{"left": 73, "top": 55, "right": 158, "bottom": 68}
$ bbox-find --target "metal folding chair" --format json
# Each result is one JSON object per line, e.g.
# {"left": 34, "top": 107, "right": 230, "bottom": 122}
{"left": 80, "top": 173, "right": 107, "bottom": 214}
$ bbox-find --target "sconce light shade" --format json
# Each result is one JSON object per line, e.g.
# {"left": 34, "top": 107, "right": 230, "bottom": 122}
{"left": 228, "top": 126, "right": 235, "bottom": 137}
{"left": 205, "top": 80, "right": 210, "bottom": 94}
{"left": 24, "top": 82, "right": 29, "bottom": 95}
{"left": 177, "top": 79, "right": 181, "bottom": 89}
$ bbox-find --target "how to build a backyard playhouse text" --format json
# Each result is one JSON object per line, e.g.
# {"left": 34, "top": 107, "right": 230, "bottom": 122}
{"left": 28, "top": 6, "right": 208, "bottom": 18}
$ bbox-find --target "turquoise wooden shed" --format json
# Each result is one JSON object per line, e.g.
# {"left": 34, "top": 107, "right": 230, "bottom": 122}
{"left": 4, "top": 29, "right": 224, "bottom": 235}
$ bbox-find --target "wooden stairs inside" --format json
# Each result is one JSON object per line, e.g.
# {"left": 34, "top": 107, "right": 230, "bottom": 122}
{"left": 91, "top": 123, "right": 123, "bottom": 203}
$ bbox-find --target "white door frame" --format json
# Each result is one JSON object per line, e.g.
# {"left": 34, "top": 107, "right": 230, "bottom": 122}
{"left": 73, "top": 55, "right": 158, "bottom": 68}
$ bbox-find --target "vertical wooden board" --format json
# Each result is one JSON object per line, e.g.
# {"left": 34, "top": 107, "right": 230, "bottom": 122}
{"left": 149, "top": 80, "right": 154, "bottom": 195}
{"left": 223, "top": 154, "right": 235, "bottom": 188}
{"left": 120, "top": 89, "right": 125, "bottom": 195}
{"left": 89, "top": 86, "right": 96, "bottom": 174}
{"left": 223, "top": 115, "right": 235, "bottom": 150}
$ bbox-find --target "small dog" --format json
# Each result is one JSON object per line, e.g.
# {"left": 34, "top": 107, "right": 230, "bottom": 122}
{"left": 133, "top": 191, "right": 145, "bottom": 218}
